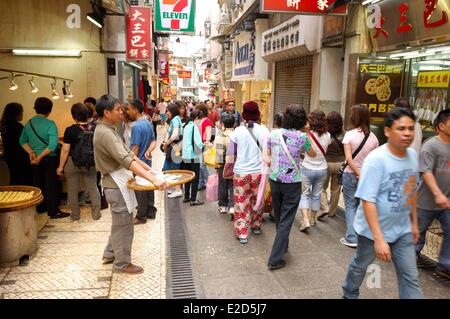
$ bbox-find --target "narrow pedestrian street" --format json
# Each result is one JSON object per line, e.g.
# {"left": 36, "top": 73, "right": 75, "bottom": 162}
{"left": 1, "top": 127, "right": 449, "bottom": 299}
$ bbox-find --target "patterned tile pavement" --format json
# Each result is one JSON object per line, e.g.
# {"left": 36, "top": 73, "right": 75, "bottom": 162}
{"left": 0, "top": 128, "right": 167, "bottom": 299}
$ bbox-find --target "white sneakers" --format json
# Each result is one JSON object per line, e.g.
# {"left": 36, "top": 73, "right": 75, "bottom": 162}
{"left": 167, "top": 190, "right": 183, "bottom": 198}
{"left": 340, "top": 238, "right": 357, "bottom": 248}
{"left": 219, "top": 206, "right": 228, "bottom": 214}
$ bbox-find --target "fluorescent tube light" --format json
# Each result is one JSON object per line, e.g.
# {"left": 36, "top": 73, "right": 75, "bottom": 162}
{"left": 87, "top": 13, "right": 103, "bottom": 28}
{"left": 12, "top": 49, "right": 81, "bottom": 57}
{"left": 128, "top": 62, "right": 144, "bottom": 69}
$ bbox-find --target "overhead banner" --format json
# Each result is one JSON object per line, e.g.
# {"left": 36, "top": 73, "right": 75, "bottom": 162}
{"left": 260, "top": 0, "right": 348, "bottom": 15}
{"left": 155, "top": 0, "right": 196, "bottom": 34}
{"left": 126, "top": 6, "right": 152, "bottom": 61}
{"left": 355, "top": 58, "right": 406, "bottom": 118}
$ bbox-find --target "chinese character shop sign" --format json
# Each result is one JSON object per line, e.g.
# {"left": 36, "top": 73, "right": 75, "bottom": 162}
{"left": 356, "top": 58, "right": 406, "bottom": 118}
{"left": 177, "top": 70, "right": 192, "bottom": 78}
{"left": 155, "top": 0, "right": 195, "bottom": 33}
{"left": 366, "top": 0, "right": 450, "bottom": 49}
{"left": 261, "top": 0, "right": 347, "bottom": 15}
{"left": 126, "top": 7, "right": 152, "bottom": 61}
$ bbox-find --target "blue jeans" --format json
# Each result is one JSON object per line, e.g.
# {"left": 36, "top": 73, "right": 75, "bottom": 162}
{"left": 198, "top": 162, "right": 210, "bottom": 188}
{"left": 342, "top": 233, "right": 423, "bottom": 299}
{"left": 299, "top": 168, "right": 327, "bottom": 211}
{"left": 416, "top": 208, "right": 450, "bottom": 271}
{"left": 342, "top": 172, "right": 359, "bottom": 244}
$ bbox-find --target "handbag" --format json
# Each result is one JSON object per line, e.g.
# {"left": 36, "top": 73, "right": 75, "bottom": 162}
{"left": 29, "top": 119, "right": 62, "bottom": 156}
{"left": 337, "top": 133, "right": 370, "bottom": 185}
{"left": 223, "top": 141, "right": 236, "bottom": 180}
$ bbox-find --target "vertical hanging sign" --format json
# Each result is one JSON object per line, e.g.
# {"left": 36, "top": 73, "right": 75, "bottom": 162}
{"left": 126, "top": 6, "right": 152, "bottom": 61}
{"left": 155, "top": 0, "right": 196, "bottom": 33}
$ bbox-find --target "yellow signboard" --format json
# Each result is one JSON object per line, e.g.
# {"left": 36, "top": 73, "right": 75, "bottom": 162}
{"left": 417, "top": 70, "right": 450, "bottom": 88}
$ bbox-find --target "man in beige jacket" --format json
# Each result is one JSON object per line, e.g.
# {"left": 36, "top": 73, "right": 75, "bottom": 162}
{"left": 94, "top": 95, "right": 167, "bottom": 274}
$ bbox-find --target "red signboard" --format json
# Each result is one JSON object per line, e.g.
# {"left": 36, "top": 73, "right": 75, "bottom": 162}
{"left": 160, "top": 61, "right": 170, "bottom": 78}
{"left": 177, "top": 70, "right": 192, "bottom": 78}
{"left": 261, "top": 0, "right": 347, "bottom": 15}
{"left": 126, "top": 6, "right": 152, "bottom": 61}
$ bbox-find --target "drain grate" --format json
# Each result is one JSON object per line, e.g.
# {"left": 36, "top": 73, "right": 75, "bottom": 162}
{"left": 165, "top": 195, "right": 200, "bottom": 299}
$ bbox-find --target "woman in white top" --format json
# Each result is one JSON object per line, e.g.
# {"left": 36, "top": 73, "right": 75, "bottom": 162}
{"left": 228, "top": 101, "right": 270, "bottom": 244}
{"left": 299, "top": 110, "right": 331, "bottom": 232}
{"left": 340, "top": 104, "right": 379, "bottom": 248}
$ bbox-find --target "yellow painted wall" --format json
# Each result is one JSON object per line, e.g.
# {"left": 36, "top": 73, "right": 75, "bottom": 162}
{"left": 0, "top": 0, "right": 100, "bottom": 50}
{"left": 0, "top": 53, "right": 107, "bottom": 135}
{"left": 0, "top": 0, "right": 107, "bottom": 135}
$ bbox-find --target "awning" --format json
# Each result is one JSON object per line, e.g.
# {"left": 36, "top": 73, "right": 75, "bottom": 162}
{"left": 210, "top": 34, "right": 227, "bottom": 43}
{"left": 262, "top": 45, "right": 311, "bottom": 63}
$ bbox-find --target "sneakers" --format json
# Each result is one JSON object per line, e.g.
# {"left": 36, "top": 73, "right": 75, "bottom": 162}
{"left": 228, "top": 207, "right": 235, "bottom": 215}
{"left": 268, "top": 260, "right": 286, "bottom": 271}
{"left": 239, "top": 238, "right": 248, "bottom": 244}
{"left": 183, "top": 198, "right": 191, "bottom": 203}
{"left": 219, "top": 206, "right": 228, "bottom": 214}
{"left": 300, "top": 221, "right": 310, "bottom": 233}
{"left": 436, "top": 269, "right": 450, "bottom": 280}
{"left": 168, "top": 190, "right": 183, "bottom": 198}
{"left": 113, "top": 263, "right": 144, "bottom": 275}
{"left": 340, "top": 238, "right": 357, "bottom": 248}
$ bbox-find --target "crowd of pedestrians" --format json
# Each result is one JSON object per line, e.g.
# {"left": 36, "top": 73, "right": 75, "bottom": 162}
{"left": 0, "top": 93, "right": 449, "bottom": 296}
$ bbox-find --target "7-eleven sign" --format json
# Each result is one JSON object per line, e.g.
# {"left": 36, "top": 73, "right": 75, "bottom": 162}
{"left": 155, "top": 0, "right": 195, "bottom": 33}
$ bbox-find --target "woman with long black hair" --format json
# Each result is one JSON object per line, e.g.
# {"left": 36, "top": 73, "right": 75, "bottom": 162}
{"left": 0, "top": 102, "right": 33, "bottom": 185}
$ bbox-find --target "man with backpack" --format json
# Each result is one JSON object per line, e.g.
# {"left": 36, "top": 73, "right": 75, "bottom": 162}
{"left": 57, "top": 103, "right": 100, "bottom": 221}
{"left": 124, "top": 99, "right": 158, "bottom": 225}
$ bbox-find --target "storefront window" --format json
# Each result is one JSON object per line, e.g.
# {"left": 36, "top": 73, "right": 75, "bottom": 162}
{"left": 119, "top": 62, "right": 137, "bottom": 102}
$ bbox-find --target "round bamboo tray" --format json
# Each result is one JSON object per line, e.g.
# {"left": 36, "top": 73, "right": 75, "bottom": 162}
{"left": 0, "top": 186, "right": 43, "bottom": 213}
{"left": 127, "top": 170, "right": 196, "bottom": 191}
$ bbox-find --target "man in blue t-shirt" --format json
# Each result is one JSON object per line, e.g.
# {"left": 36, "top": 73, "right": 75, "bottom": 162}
{"left": 126, "top": 99, "right": 157, "bottom": 224}
{"left": 342, "top": 108, "right": 423, "bottom": 299}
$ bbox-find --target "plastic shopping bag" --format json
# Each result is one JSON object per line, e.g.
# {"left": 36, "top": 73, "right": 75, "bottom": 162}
{"left": 205, "top": 173, "right": 219, "bottom": 202}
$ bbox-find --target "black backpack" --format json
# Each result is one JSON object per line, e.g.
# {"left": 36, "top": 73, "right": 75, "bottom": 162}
{"left": 71, "top": 124, "right": 95, "bottom": 168}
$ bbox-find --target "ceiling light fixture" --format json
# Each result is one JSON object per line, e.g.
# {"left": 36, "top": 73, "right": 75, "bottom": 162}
{"left": 51, "top": 78, "right": 60, "bottom": 100}
{"left": 29, "top": 76, "right": 39, "bottom": 93}
{"left": 87, "top": 3, "right": 106, "bottom": 29}
{"left": 12, "top": 49, "right": 81, "bottom": 57}
{"left": 62, "top": 81, "right": 74, "bottom": 101}
{"left": 9, "top": 73, "right": 18, "bottom": 91}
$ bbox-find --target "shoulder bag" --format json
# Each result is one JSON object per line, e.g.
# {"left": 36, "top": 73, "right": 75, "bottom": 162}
{"left": 308, "top": 131, "right": 326, "bottom": 156}
{"left": 337, "top": 133, "right": 370, "bottom": 185}
{"left": 277, "top": 130, "right": 301, "bottom": 175}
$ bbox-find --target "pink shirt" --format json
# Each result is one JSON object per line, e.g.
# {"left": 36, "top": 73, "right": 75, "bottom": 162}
{"left": 342, "top": 129, "right": 379, "bottom": 173}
